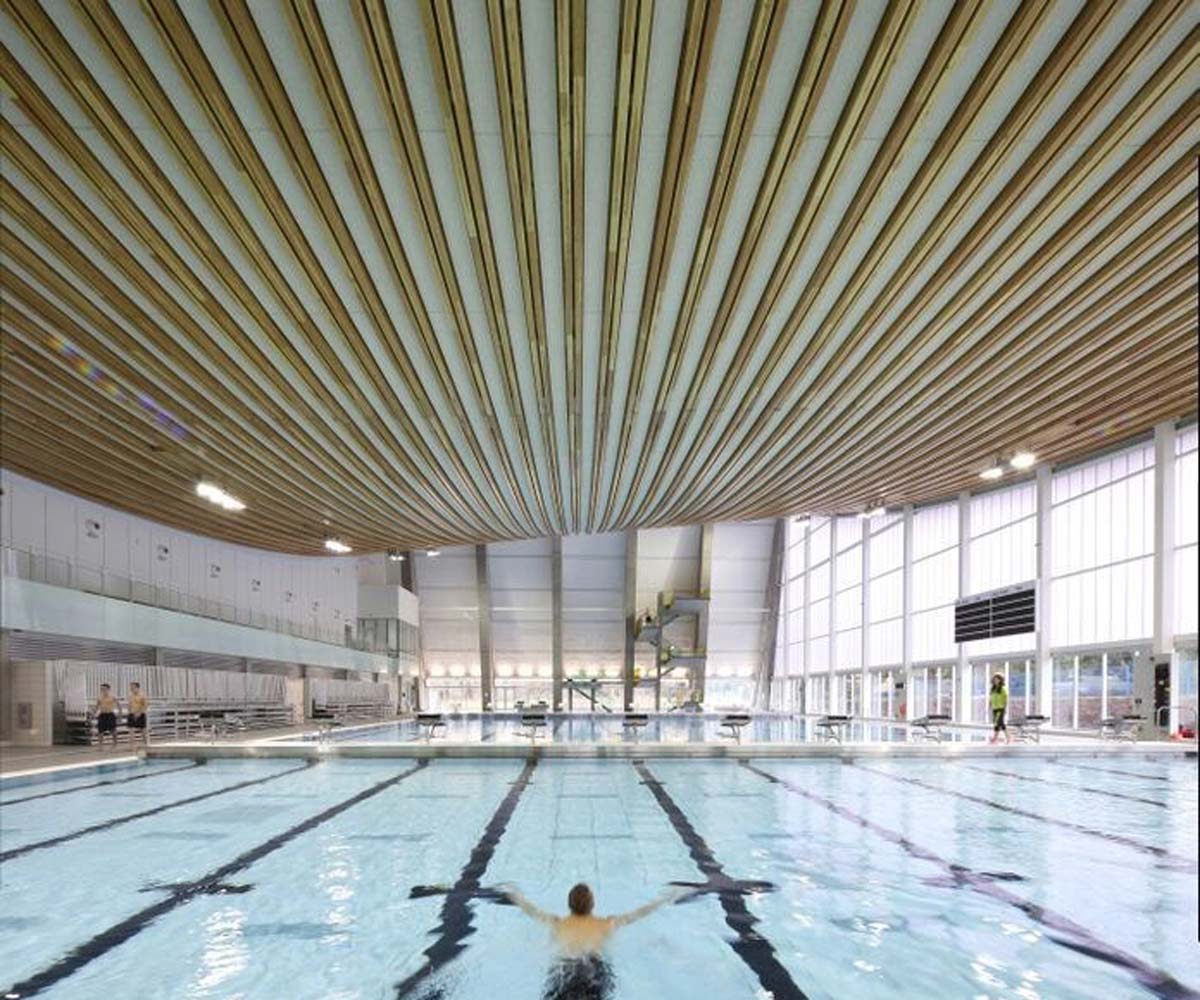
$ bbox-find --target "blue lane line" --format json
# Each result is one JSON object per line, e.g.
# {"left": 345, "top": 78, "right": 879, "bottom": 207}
{"left": 394, "top": 757, "right": 538, "bottom": 998}
{"left": 0, "top": 762, "right": 203, "bottom": 806}
{"left": 633, "top": 761, "right": 807, "bottom": 1000}
{"left": 955, "top": 762, "right": 1168, "bottom": 808}
{"left": 742, "top": 761, "right": 1198, "bottom": 1000}
{"left": 849, "top": 761, "right": 1197, "bottom": 872}
{"left": 1, "top": 760, "right": 429, "bottom": 999}
{"left": 0, "top": 761, "right": 313, "bottom": 863}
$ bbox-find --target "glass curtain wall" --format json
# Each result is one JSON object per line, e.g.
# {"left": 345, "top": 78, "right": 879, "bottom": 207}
{"left": 970, "top": 658, "right": 1037, "bottom": 723}
{"left": 767, "top": 424, "right": 1197, "bottom": 730}
{"left": 805, "top": 518, "right": 832, "bottom": 710}
{"left": 1051, "top": 649, "right": 1145, "bottom": 729}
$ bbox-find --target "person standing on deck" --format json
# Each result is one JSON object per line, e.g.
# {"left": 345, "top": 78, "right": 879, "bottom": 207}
{"left": 94, "top": 683, "right": 120, "bottom": 750}
{"left": 127, "top": 681, "right": 150, "bottom": 746}
{"left": 989, "top": 673, "right": 1010, "bottom": 744}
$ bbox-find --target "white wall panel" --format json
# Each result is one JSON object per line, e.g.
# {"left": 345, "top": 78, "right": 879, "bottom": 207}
{"left": 1, "top": 470, "right": 362, "bottom": 639}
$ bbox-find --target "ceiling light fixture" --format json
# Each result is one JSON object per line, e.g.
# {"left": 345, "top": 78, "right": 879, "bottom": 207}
{"left": 1009, "top": 451, "right": 1037, "bottom": 470}
{"left": 324, "top": 538, "right": 352, "bottom": 554}
{"left": 979, "top": 464, "right": 1005, "bottom": 481}
{"left": 387, "top": 549, "right": 406, "bottom": 562}
{"left": 861, "top": 504, "right": 887, "bottom": 519}
{"left": 426, "top": 549, "right": 440, "bottom": 558}
{"left": 195, "top": 481, "right": 245, "bottom": 511}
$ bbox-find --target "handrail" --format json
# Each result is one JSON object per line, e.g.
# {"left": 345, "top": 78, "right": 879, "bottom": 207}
{"left": 1155, "top": 704, "right": 1198, "bottom": 740}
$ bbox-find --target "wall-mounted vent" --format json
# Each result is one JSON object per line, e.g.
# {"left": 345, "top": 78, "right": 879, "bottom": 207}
{"left": 954, "top": 583, "right": 1036, "bottom": 643}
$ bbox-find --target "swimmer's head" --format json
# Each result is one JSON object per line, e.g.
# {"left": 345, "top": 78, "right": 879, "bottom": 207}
{"left": 568, "top": 883, "right": 594, "bottom": 916}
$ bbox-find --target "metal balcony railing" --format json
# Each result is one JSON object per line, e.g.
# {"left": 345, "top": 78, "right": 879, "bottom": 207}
{"left": 1, "top": 544, "right": 382, "bottom": 656}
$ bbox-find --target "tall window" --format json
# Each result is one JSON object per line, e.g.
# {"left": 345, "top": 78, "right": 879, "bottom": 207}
{"left": 970, "top": 482, "right": 1036, "bottom": 593}
{"left": 911, "top": 502, "right": 958, "bottom": 663}
{"left": 806, "top": 518, "right": 832, "bottom": 676}
{"left": 1051, "top": 649, "right": 1145, "bottom": 728}
{"left": 1051, "top": 442, "right": 1154, "bottom": 647}
{"left": 867, "top": 514, "right": 903, "bottom": 668}
{"left": 1176, "top": 425, "right": 1198, "bottom": 637}
{"left": 834, "top": 517, "right": 862, "bottom": 670}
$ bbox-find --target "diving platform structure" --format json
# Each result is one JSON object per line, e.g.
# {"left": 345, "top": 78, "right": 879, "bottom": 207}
{"left": 634, "top": 589, "right": 710, "bottom": 710}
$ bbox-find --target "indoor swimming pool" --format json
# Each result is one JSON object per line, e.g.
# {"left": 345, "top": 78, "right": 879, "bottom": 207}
{"left": 1, "top": 754, "right": 1195, "bottom": 999}
{"left": 308, "top": 714, "right": 924, "bottom": 745}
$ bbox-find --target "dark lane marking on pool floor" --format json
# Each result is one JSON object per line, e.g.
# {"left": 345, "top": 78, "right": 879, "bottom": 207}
{"left": 741, "top": 762, "right": 1198, "bottom": 1000}
{"left": 1, "top": 760, "right": 429, "bottom": 999}
{"left": 394, "top": 757, "right": 538, "bottom": 998}
{"left": 848, "top": 762, "right": 1197, "bottom": 872}
{"left": 0, "top": 762, "right": 204, "bottom": 806}
{"left": 955, "top": 762, "right": 1167, "bottom": 807}
{"left": 633, "top": 761, "right": 806, "bottom": 1000}
{"left": 1052, "top": 761, "right": 1173, "bottom": 782}
{"left": 0, "top": 761, "right": 313, "bottom": 863}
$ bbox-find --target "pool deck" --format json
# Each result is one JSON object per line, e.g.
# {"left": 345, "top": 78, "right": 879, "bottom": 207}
{"left": 139, "top": 738, "right": 1198, "bottom": 762}
{"left": 5, "top": 722, "right": 1194, "bottom": 778}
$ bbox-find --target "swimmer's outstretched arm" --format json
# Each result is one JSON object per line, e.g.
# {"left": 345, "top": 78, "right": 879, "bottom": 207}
{"left": 610, "top": 886, "right": 693, "bottom": 927}
{"left": 497, "top": 884, "right": 557, "bottom": 925}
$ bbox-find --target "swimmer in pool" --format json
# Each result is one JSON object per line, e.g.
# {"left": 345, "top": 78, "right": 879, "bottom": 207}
{"left": 499, "top": 882, "right": 691, "bottom": 999}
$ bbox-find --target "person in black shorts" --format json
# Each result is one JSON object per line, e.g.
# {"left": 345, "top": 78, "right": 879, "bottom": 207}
{"left": 94, "top": 683, "right": 119, "bottom": 750}
{"left": 127, "top": 681, "right": 149, "bottom": 746}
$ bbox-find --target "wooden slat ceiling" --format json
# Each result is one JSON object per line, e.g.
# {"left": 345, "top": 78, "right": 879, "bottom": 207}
{"left": 0, "top": 0, "right": 1196, "bottom": 554}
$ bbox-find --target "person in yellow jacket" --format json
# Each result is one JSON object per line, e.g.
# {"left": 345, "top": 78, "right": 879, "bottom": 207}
{"left": 989, "top": 673, "right": 1010, "bottom": 744}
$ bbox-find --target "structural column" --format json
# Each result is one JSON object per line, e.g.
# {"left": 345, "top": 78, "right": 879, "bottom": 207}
{"left": 622, "top": 530, "right": 638, "bottom": 711}
{"left": 1151, "top": 421, "right": 1177, "bottom": 730}
{"left": 1035, "top": 465, "right": 1054, "bottom": 719}
{"left": 695, "top": 523, "right": 714, "bottom": 703}
{"left": 801, "top": 521, "right": 811, "bottom": 714}
{"left": 956, "top": 491, "right": 971, "bottom": 722}
{"left": 475, "top": 544, "right": 494, "bottom": 712}
{"left": 756, "top": 518, "right": 786, "bottom": 710}
{"left": 827, "top": 520, "right": 837, "bottom": 714}
{"left": 901, "top": 505, "right": 914, "bottom": 720}
{"left": 860, "top": 518, "right": 870, "bottom": 716}
{"left": 552, "top": 535, "right": 564, "bottom": 711}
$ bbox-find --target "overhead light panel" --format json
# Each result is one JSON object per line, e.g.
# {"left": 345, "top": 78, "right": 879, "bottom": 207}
{"left": 324, "top": 538, "right": 352, "bottom": 554}
{"left": 1009, "top": 451, "right": 1037, "bottom": 470}
{"left": 387, "top": 549, "right": 406, "bottom": 562}
{"left": 426, "top": 549, "right": 440, "bottom": 557}
{"left": 195, "top": 481, "right": 245, "bottom": 512}
{"left": 979, "top": 465, "right": 1005, "bottom": 481}
{"left": 861, "top": 505, "right": 887, "bottom": 519}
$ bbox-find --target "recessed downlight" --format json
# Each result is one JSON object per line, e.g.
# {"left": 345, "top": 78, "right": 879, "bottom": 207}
{"left": 324, "top": 538, "right": 352, "bottom": 554}
{"left": 195, "top": 481, "right": 245, "bottom": 511}
{"left": 1009, "top": 451, "right": 1037, "bottom": 470}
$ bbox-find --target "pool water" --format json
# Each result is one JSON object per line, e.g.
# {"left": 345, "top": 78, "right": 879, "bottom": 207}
{"left": 1, "top": 755, "right": 1195, "bottom": 998}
